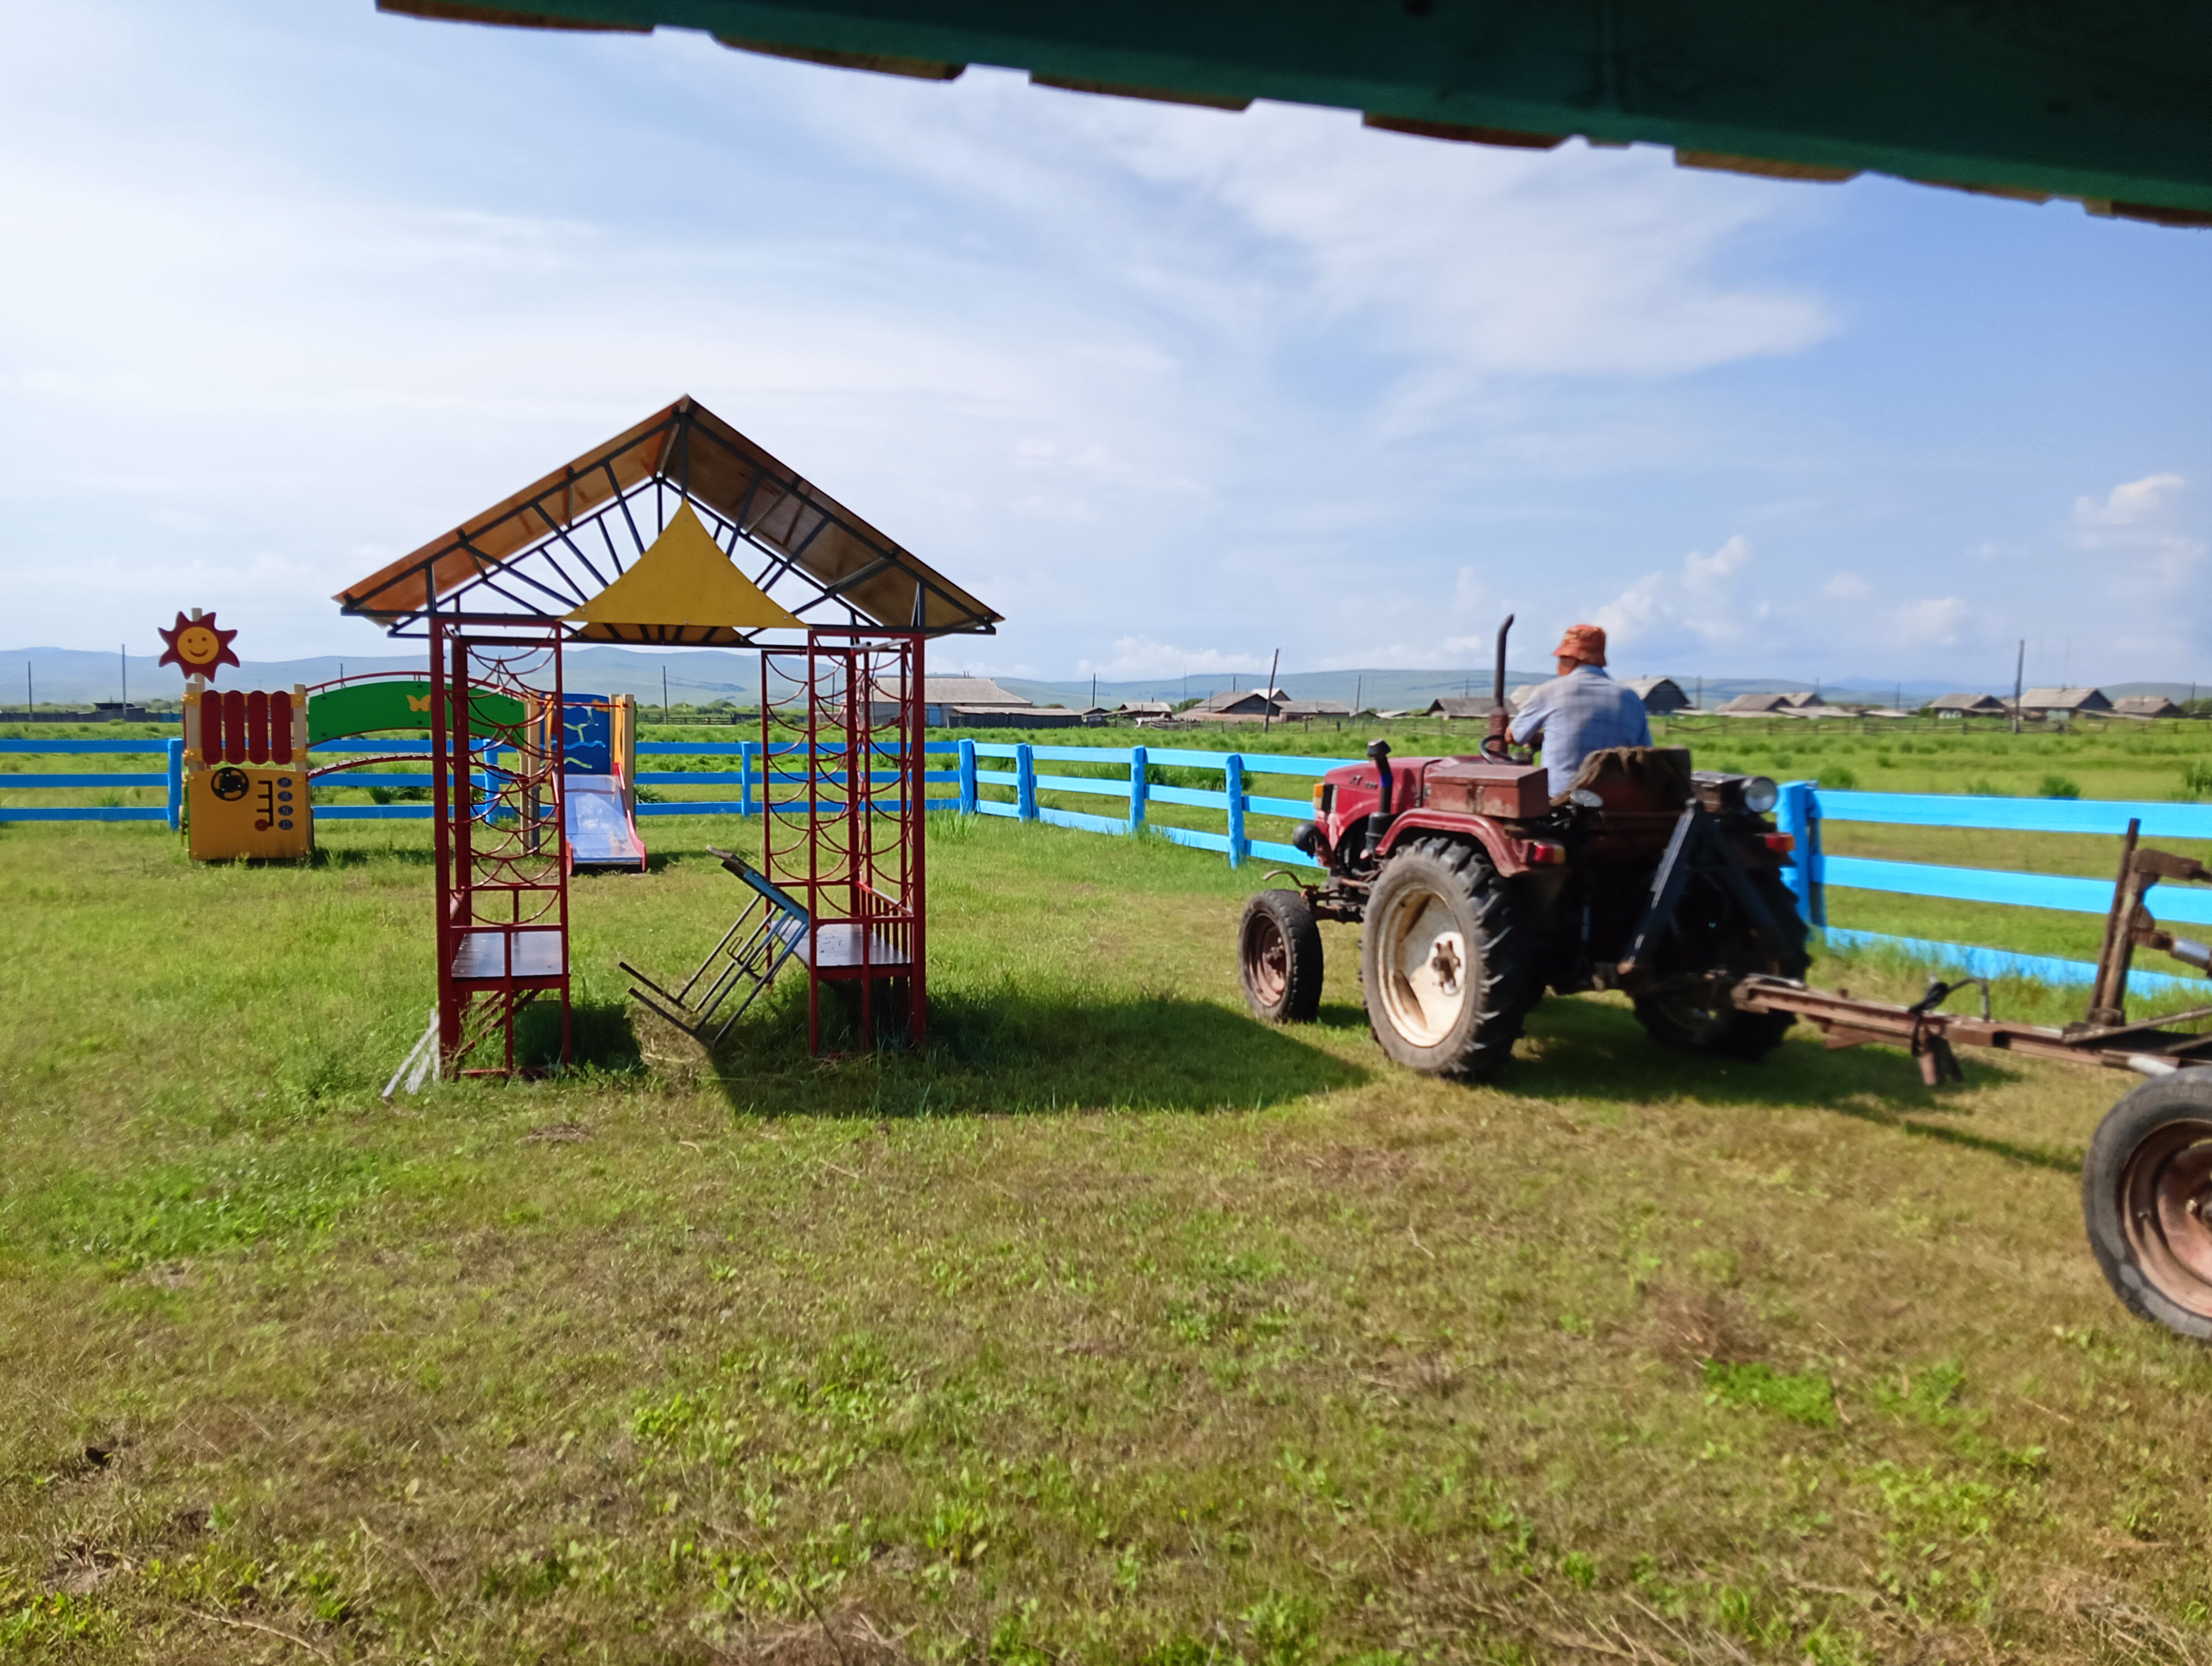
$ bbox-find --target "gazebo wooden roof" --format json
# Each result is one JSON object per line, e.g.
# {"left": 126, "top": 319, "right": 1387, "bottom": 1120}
{"left": 335, "top": 396, "right": 1000, "bottom": 643}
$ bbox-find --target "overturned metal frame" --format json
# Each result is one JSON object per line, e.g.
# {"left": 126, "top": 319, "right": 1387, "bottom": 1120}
{"left": 621, "top": 847, "right": 808, "bottom": 1047}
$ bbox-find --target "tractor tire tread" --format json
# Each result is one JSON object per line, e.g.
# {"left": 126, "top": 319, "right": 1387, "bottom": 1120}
{"left": 2081, "top": 1072, "right": 2212, "bottom": 1342}
{"left": 1239, "top": 888, "right": 1325, "bottom": 1024}
{"left": 1362, "top": 837, "right": 1531, "bottom": 1082}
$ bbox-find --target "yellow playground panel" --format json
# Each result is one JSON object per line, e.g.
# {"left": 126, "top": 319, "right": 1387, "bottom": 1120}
{"left": 182, "top": 684, "right": 313, "bottom": 860}
{"left": 187, "top": 763, "right": 311, "bottom": 860}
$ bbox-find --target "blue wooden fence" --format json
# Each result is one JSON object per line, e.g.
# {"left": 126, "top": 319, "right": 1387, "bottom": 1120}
{"left": 953, "top": 740, "right": 1328, "bottom": 869}
{"left": 0, "top": 739, "right": 185, "bottom": 825}
{"left": 8, "top": 733, "right": 2210, "bottom": 1001}
{"left": 1791, "top": 787, "right": 2212, "bottom": 997}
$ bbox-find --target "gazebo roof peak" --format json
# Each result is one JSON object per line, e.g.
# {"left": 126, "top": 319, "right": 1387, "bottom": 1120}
{"left": 336, "top": 395, "right": 1000, "bottom": 643}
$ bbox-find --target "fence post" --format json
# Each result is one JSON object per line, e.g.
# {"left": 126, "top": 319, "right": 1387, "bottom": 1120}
{"left": 959, "top": 738, "right": 978, "bottom": 815}
{"left": 1805, "top": 787, "right": 1826, "bottom": 927}
{"left": 1776, "top": 780, "right": 1826, "bottom": 925}
{"left": 166, "top": 736, "right": 183, "bottom": 831}
{"left": 741, "top": 741, "right": 756, "bottom": 816}
{"left": 1225, "top": 753, "right": 1245, "bottom": 868}
{"left": 1128, "top": 744, "right": 1148, "bottom": 831}
{"left": 1016, "top": 742, "right": 1036, "bottom": 821}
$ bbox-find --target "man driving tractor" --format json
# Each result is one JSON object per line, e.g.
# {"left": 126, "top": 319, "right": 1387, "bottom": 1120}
{"left": 1487, "top": 621, "right": 1651, "bottom": 796}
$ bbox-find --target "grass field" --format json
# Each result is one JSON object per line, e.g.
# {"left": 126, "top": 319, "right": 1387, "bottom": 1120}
{"left": 7, "top": 811, "right": 2212, "bottom": 1665}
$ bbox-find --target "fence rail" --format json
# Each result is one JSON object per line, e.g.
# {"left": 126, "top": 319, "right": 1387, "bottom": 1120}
{"left": 9, "top": 732, "right": 2212, "bottom": 1002}
{"left": 1793, "top": 787, "right": 2212, "bottom": 997}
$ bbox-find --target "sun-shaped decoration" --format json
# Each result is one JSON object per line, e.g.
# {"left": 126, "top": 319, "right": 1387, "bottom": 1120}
{"left": 157, "top": 611, "right": 241, "bottom": 681}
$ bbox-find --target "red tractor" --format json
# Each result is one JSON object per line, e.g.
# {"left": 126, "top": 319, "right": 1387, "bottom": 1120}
{"left": 1237, "top": 739, "right": 1810, "bottom": 1079}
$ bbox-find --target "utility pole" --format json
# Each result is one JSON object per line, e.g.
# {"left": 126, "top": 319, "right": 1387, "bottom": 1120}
{"left": 1354, "top": 674, "right": 1362, "bottom": 716}
{"left": 2012, "top": 639, "right": 2025, "bottom": 735}
{"left": 120, "top": 644, "right": 126, "bottom": 713}
{"left": 1263, "top": 648, "right": 1280, "bottom": 733}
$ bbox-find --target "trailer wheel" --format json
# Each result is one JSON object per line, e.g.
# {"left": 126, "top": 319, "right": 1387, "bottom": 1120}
{"left": 1239, "top": 889, "right": 1324, "bottom": 1024}
{"left": 1634, "top": 868, "right": 1810, "bottom": 1061}
{"left": 1360, "top": 838, "right": 1529, "bottom": 1081}
{"left": 2083, "top": 1073, "right": 2212, "bottom": 1341}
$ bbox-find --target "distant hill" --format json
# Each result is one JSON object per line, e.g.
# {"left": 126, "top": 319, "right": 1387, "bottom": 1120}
{"left": 1, "top": 645, "right": 2199, "bottom": 713}
{"left": 1000, "top": 671, "right": 1975, "bottom": 712}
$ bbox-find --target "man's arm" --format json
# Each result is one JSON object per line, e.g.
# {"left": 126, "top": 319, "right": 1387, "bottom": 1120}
{"left": 1509, "top": 691, "right": 1547, "bottom": 748}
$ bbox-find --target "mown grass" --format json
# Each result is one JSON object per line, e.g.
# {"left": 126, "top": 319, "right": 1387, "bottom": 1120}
{"left": 5, "top": 813, "right": 2212, "bottom": 1664}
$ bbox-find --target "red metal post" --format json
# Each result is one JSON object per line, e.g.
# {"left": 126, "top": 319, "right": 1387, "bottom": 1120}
{"left": 430, "top": 620, "right": 570, "bottom": 1079}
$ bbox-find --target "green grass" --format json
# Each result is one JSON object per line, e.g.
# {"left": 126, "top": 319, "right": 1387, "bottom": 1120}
{"left": 6, "top": 815, "right": 2212, "bottom": 1664}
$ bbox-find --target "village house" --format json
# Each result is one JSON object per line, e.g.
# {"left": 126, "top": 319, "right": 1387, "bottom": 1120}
{"left": 1930, "top": 692, "right": 2007, "bottom": 717}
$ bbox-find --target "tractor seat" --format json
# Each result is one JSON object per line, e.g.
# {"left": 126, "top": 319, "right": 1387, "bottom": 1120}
{"left": 1556, "top": 746, "right": 1695, "bottom": 814}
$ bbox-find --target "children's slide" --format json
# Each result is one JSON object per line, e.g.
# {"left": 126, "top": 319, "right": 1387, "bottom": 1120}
{"left": 562, "top": 691, "right": 647, "bottom": 872}
{"left": 565, "top": 773, "right": 647, "bottom": 870}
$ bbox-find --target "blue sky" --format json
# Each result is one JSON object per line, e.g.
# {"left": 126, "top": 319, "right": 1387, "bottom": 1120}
{"left": 1, "top": 0, "right": 2206, "bottom": 691}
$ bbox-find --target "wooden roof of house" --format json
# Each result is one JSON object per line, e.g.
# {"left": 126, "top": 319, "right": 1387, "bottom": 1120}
{"left": 1719, "top": 692, "right": 1791, "bottom": 714}
{"left": 2113, "top": 694, "right": 2183, "bottom": 716}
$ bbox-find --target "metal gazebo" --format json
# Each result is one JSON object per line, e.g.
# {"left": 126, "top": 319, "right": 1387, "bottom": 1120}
{"left": 336, "top": 396, "right": 1001, "bottom": 1078}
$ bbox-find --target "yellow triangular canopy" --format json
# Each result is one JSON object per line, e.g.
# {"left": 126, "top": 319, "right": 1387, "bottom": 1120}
{"left": 566, "top": 504, "right": 802, "bottom": 643}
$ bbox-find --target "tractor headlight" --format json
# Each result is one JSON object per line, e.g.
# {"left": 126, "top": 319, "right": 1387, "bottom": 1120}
{"left": 1741, "top": 775, "right": 1779, "bottom": 815}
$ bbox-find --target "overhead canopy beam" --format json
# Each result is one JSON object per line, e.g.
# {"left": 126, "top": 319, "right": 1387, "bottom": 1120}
{"left": 380, "top": 0, "right": 2212, "bottom": 226}
{"left": 336, "top": 395, "right": 1002, "bottom": 639}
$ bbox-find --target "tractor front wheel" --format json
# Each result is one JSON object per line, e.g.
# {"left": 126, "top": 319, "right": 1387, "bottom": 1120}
{"left": 2083, "top": 1072, "right": 2212, "bottom": 1341}
{"left": 1359, "top": 838, "right": 1530, "bottom": 1081}
{"left": 1239, "top": 889, "right": 1324, "bottom": 1023}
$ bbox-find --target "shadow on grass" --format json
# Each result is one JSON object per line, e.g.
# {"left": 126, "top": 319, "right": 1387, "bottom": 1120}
{"left": 518, "top": 998, "right": 647, "bottom": 1075}
{"left": 696, "top": 988, "right": 1369, "bottom": 1118}
{"left": 1510, "top": 996, "right": 2084, "bottom": 1174}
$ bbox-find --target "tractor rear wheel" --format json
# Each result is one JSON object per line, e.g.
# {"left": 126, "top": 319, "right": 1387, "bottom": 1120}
{"left": 1633, "top": 867, "right": 1809, "bottom": 1061}
{"left": 1359, "top": 838, "right": 1530, "bottom": 1081}
{"left": 1239, "top": 889, "right": 1323, "bottom": 1024}
{"left": 2083, "top": 1072, "right": 2212, "bottom": 1341}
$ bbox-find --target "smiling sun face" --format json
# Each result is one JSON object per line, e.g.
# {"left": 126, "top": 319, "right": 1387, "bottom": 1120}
{"left": 157, "top": 610, "right": 241, "bottom": 680}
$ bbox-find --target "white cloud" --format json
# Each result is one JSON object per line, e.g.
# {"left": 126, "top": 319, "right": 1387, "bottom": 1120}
{"left": 811, "top": 76, "right": 1837, "bottom": 383}
{"left": 1075, "top": 637, "right": 1271, "bottom": 680}
{"left": 1893, "top": 596, "right": 1967, "bottom": 646}
{"left": 2074, "top": 472, "right": 2187, "bottom": 529}
{"left": 2069, "top": 473, "right": 2203, "bottom": 589}
{"left": 1821, "top": 572, "right": 1870, "bottom": 600}
{"left": 1593, "top": 535, "right": 1757, "bottom": 652}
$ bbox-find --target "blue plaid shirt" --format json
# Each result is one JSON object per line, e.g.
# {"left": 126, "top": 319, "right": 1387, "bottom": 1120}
{"left": 1510, "top": 666, "right": 1653, "bottom": 796}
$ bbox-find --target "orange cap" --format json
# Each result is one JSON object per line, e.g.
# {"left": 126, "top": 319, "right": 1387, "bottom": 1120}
{"left": 1552, "top": 623, "right": 1607, "bottom": 666}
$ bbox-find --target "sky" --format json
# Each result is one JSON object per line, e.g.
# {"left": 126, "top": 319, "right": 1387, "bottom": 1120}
{"left": 1, "top": 0, "right": 2207, "bottom": 693}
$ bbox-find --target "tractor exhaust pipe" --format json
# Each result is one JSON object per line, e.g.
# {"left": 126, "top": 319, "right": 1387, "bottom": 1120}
{"left": 1484, "top": 613, "right": 1515, "bottom": 760}
{"left": 1365, "top": 738, "right": 1394, "bottom": 857}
